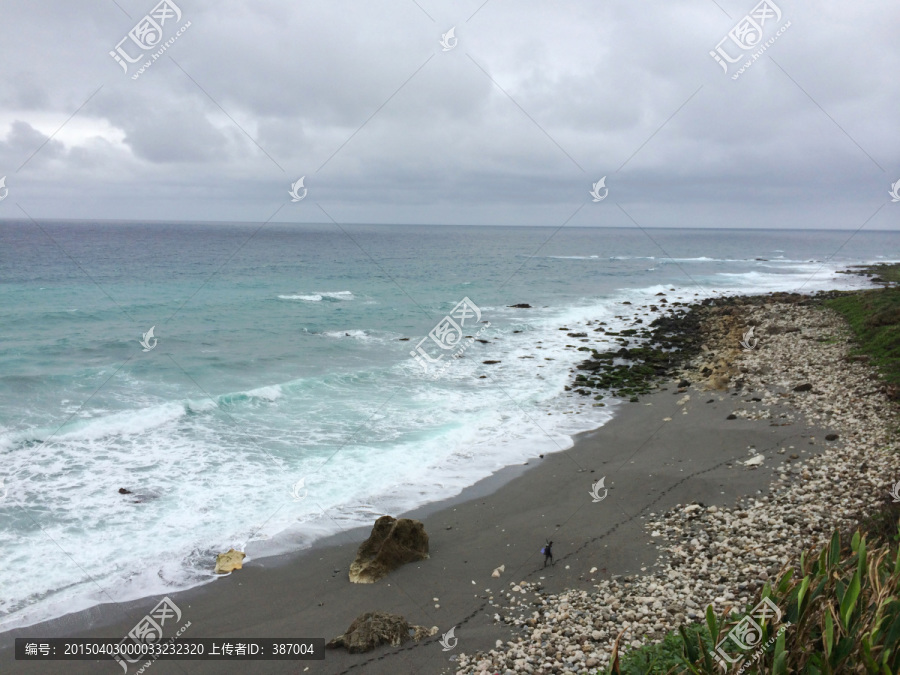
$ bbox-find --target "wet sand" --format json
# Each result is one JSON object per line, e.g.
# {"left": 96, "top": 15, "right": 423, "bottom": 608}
{"left": 0, "top": 378, "right": 829, "bottom": 675}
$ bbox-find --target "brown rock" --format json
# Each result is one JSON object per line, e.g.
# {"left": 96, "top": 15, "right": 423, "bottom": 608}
{"left": 349, "top": 516, "right": 429, "bottom": 583}
{"left": 214, "top": 549, "right": 246, "bottom": 574}
{"left": 325, "top": 612, "right": 436, "bottom": 653}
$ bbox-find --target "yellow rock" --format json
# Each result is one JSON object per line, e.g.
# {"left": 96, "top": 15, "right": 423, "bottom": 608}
{"left": 215, "top": 548, "right": 246, "bottom": 574}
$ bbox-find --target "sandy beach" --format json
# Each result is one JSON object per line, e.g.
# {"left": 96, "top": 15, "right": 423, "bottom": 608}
{"left": 0, "top": 306, "right": 841, "bottom": 675}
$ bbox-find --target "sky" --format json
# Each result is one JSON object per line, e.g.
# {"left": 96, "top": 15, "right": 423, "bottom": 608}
{"left": 0, "top": 0, "right": 898, "bottom": 229}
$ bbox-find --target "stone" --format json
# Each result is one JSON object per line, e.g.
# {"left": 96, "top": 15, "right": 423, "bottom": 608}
{"left": 214, "top": 549, "right": 246, "bottom": 574}
{"left": 349, "top": 516, "right": 429, "bottom": 583}
{"left": 793, "top": 383, "right": 813, "bottom": 392}
{"left": 118, "top": 488, "right": 132, "bottom": 495}
{"left": 325, "top": 612, "right": 435, "bottom": 653}
{"left": 508, "top": 304, "right": 532, "bottom": 308}
{"left": 825, "top": 433, "right": 839, "bottom": 441}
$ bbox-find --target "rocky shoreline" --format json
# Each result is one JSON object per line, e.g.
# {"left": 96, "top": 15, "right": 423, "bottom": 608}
{"left": 450, "top": 292, "right": 899, "bottom": 674}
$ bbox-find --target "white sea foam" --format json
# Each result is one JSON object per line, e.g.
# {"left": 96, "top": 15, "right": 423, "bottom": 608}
{"left": 278, "top": 291, "right": 354, "bottom": 302}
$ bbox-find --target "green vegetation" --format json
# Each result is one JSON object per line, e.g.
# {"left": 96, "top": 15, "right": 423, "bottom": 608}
{"left": 573, "top": 309, "right": 705, "bottom": 401}
{"left": 850, "top": 263, "right": 900, "bottom": 284}
{"left": 826, "top": 263, "right": 900, "bottom": 394}
{"left": 606, "top": 508, "right": 900, "bottom": 673}
{"left": 611, "top": 625, "right": 711, "bottom": 674}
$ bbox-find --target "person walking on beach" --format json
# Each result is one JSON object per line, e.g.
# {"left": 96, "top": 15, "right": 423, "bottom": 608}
{"left": 542, "top": 541, "right": 553, "bottom": 568}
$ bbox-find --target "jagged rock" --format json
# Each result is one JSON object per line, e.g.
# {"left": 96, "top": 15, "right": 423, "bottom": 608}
{"left": 349, "top": 516, "right": 429, "bottom": 583}
{"left": 214, "top": 549, "right": 246, "bottom": 574}
{"left": 325, "top": 612, "right": 436, "bottom": 653}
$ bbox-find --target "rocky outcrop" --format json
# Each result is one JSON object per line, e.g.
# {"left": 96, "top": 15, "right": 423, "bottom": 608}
{"left": 214, "top": 549, "right": 246, "bottom": 574}
{"left": 348, "top": 516, "right": 429, "bottom": 583}
{"left": 325, "top": 612, "right": 437, "bottom": 653}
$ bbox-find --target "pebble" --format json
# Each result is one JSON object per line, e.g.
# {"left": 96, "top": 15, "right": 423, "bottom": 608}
{"left": 451, "top": 299, "right": 897, "bottom": 674}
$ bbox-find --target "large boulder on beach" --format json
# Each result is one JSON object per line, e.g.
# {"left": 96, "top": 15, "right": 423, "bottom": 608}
{"left": 325, "top": 611, "right": 436, "bottom": 653}
{"left": 349, "top": 516, "right": 429, "bottom": 584}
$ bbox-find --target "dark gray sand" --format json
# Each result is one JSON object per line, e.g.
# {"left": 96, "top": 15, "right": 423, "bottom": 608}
{"left": 0, "top": 382, "right": 829, "bottom": 674}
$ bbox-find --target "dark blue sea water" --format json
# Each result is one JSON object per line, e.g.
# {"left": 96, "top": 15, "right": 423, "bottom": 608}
{"left": 0, "top": 221, "right": 894, "bottom": 629}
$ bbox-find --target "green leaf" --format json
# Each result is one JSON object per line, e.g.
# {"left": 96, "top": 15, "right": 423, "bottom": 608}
{"left": 824, "top": 611, "right": 834, "bottom": 656}
{"left": 679, "top": 625, "right": 698, "bottom": 662}
{"left": 851, "top": 530, "right": 861, "bottom": 552}
{"left": 705, "top": 605, "right": 718, "bottom": 642}
{"left": 776, "top": 568, "right": 794, "bottom": 595}
{"left": 858, "top": 536, "right": 867, "bottom": 580}
{"left": 829, "top": 530, "right": 841, "bottom": 568}
{"left": 840, "top": 569, "right": 861, "bottom": 631}
{"left": 773, "top": 627, "right": 787, "bottom": 675}
{"left": 798, "top": 575, "right": 811, "bottom": 614}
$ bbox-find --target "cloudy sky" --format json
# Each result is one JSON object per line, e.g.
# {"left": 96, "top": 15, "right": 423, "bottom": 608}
{"left": 0, "top": 0, "right": 897, "bottom": 228}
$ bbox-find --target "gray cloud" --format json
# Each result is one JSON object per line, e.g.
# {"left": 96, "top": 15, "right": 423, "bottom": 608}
{"left": 0, "top": 0, "right": 897, "bottom": 227}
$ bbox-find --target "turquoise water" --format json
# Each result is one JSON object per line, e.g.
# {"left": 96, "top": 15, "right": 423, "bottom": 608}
{"left": 0, "top": 221, "right": 894, "bottom": 629}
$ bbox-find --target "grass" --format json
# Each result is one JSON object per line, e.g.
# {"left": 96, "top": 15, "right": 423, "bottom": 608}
{"left": 851, "top": 263, "right": 900, "bottom": 284}
{"left": 825, "top": 264, "right": 900, "bottom": 395}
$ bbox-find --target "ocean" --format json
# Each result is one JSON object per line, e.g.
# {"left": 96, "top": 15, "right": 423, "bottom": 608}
{"left": 0, "top": 221, "right": 894, "bottom": 630}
